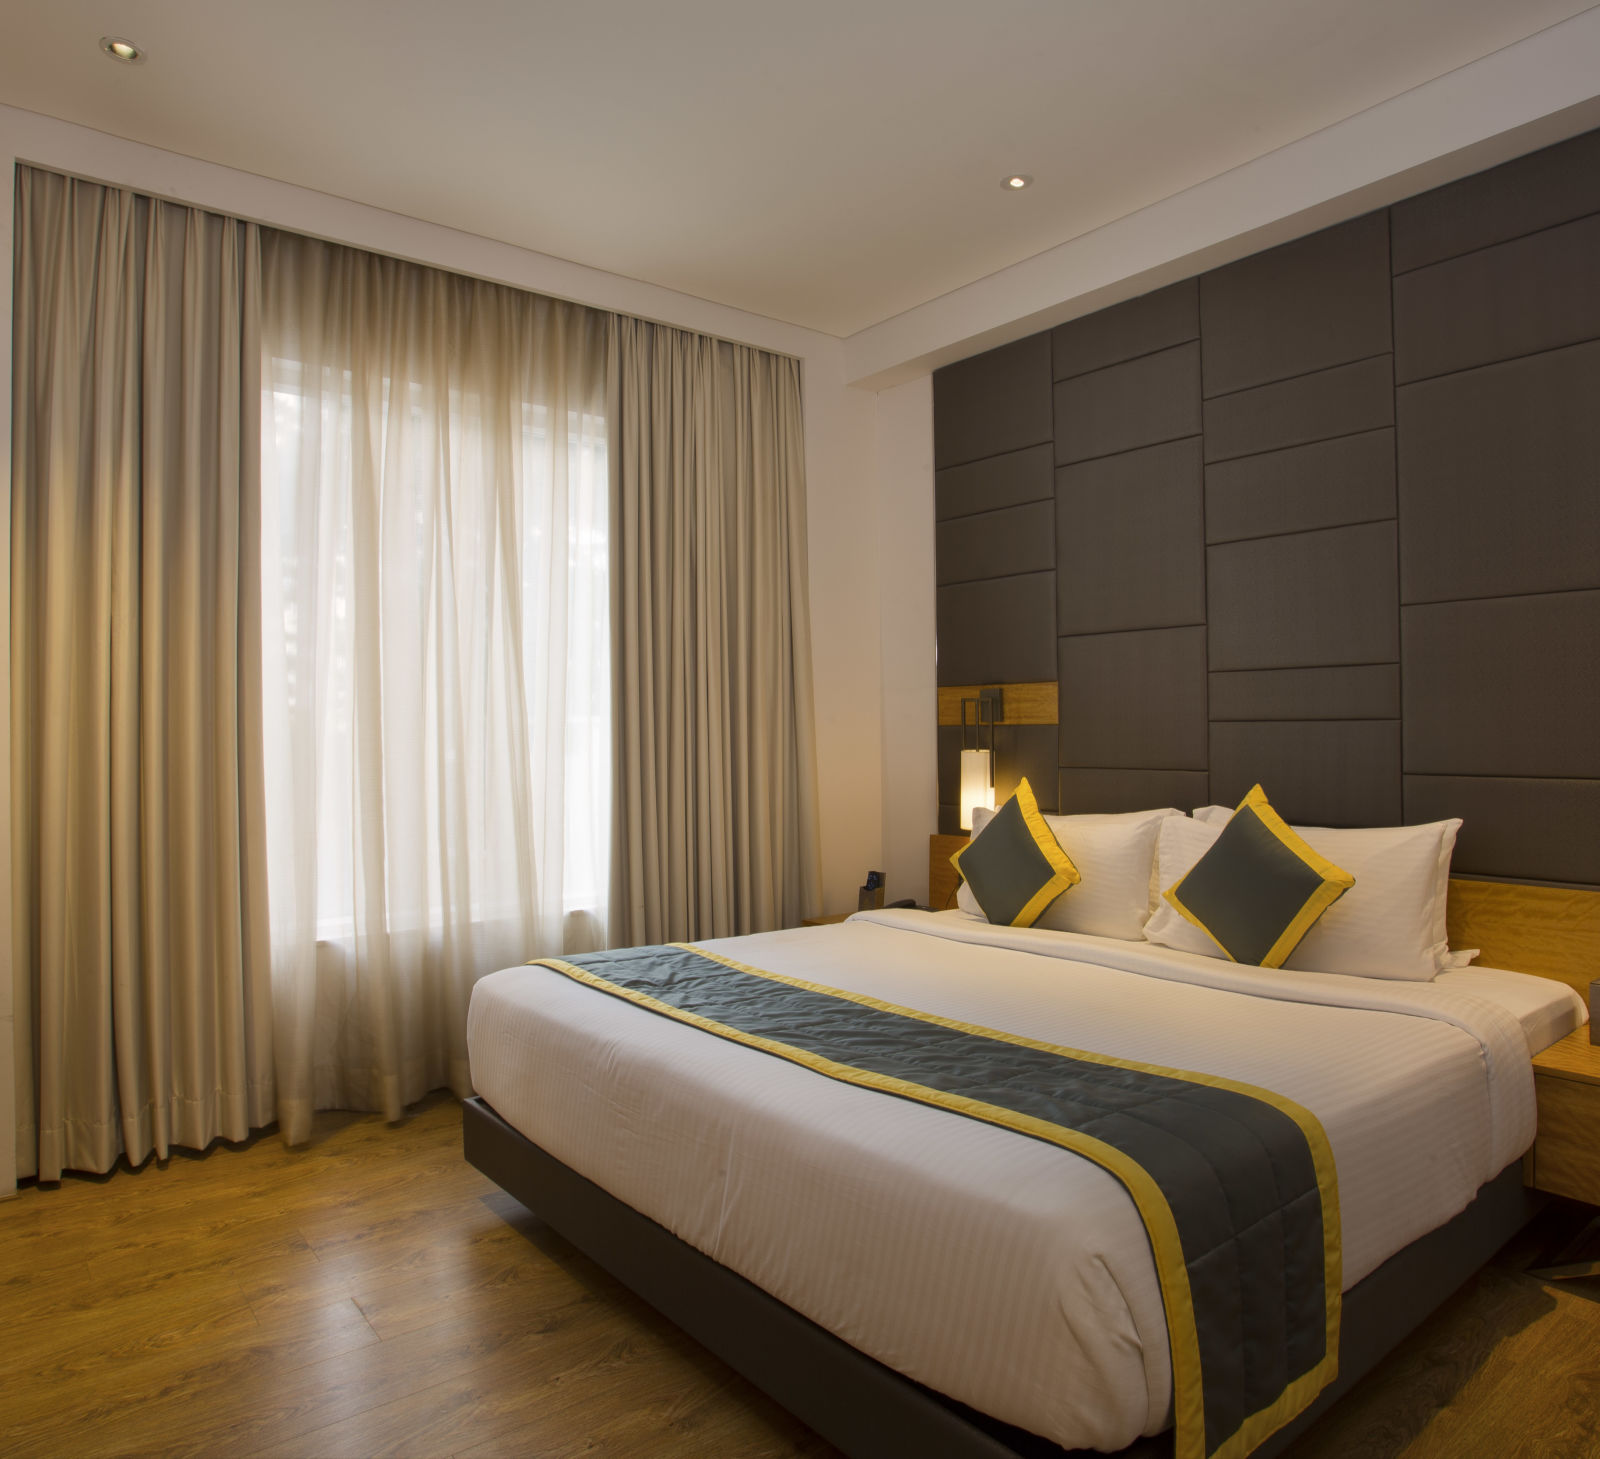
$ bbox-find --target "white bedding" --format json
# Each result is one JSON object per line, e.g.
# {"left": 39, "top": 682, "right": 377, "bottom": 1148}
{"left": 466, "top": 910, "right": 1578, "bottom": 1453}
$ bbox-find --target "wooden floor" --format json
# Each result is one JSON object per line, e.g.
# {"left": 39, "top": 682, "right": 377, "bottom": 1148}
{"left": 2, "top": 1099, "right": 1596, "bottom": 1459}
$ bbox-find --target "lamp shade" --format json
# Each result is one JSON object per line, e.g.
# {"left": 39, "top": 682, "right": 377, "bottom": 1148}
{"left": 958, "top": 748, "right": 995, "bottom": 831}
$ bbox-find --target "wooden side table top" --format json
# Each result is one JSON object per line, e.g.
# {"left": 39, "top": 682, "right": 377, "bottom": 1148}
{"left": 801, "top": 912, "right": 853, "bottom": 927}
{"left": 1533, "top": 1026, "right": 1600, "bottom": 1086}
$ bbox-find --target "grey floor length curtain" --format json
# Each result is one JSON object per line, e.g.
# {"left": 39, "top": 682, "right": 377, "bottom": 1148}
{"left": 608, "top": 317, "right": 822, "bottom": 944}
{"left": 11, "top": 168, "right": 274, "bottom": 1182}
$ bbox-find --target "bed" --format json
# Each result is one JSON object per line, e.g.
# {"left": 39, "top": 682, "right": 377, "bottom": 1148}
{"left": 463, "top": 861, "right": 1590, "bottom": 1459}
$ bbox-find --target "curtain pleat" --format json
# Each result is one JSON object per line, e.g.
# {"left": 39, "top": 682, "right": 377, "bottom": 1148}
{"left": 11, "top": 167, "right": 273, "bottom": 1182}
{"left": 608, "top": 317, "right": 821, "bottom": 945}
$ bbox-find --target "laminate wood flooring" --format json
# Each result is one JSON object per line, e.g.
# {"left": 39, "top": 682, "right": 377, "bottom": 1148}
{"left": 2, "top": 1097, "right": 1596, "bottom": 1458}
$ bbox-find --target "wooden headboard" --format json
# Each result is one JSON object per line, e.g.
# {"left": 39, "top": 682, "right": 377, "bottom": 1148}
{"left": 928, "top": 833, "right": 1598, "bottom": 998}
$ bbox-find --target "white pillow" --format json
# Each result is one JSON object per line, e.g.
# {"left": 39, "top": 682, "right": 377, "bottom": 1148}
{"left": 1151, "top": 809, "right": 1465, "bottom": 981}
{"left": 958, "top": 806, "right": 1182, "bottom": 941}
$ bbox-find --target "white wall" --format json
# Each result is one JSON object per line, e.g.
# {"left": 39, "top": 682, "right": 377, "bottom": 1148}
{"left": 872, "top": 378, "right": 937, "bottom": 906}
{"left": 801, "top": 362, "right": 884, "bottom": 914}
{"left": 0, "top": 104, "right": 887, "bottom": 1193}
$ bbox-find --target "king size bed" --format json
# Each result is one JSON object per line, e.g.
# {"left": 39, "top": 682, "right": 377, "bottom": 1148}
{"left": 462, "top": 800, "right": 1590, "bottom": 1459}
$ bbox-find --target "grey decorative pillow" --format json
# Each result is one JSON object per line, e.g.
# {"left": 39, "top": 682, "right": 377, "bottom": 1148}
{"left": 951, "top": 777, "right": 1080, "bottom": 927}
{"left": 1163, "top": 785, "right": 1354, "bottom": 967}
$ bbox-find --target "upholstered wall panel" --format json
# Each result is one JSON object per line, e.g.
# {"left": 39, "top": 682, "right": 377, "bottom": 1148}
{"left": 1209, "top": 665, "right": 1400, "bottom": 722}
{"left": 1202, "top": 355, "right": 1394, "bottom": 463}
{"left": 1199, "top": 212, "right": 1392, "bottom": 397}
{"left": 1051, "top": 279, "right": 1199, "bottom": 380}
{"left": 1401, "top": 593, "right": 1600, "bottom": 779}
{"left": 1053, "top": 342, "right": 1201, "bottom": 464}
{"left": 1057, "top": 768, "right": 1211, "bottom": 816}
{"left": 936, "top": 501, "right": 1055, "bottom": 586}
{"left": 1205, "top": 428, "right": 1395, "bottom": 545}
{"left": 1393, "top": 211, "right": 1600, "bottom": 384}
{"left": 935, "top": 572, "right": 1056, "bottom": 685}
{"left": 1406, "top": 776, "right": 1600, "bottom": 886}
{"left": 1057, "top": 626, "right": 1208, "bottom": 770}
{"left": 1390, "top": 127, "right": 1600, "bottom": 273}
{"left": 1210, "top": 720, "right": 1402, "bottom": 828}
{"left": 1396, "top": 341, "right": 1600, "bottom": 604}
{"left": 929, "top": 125, "right": 1600, "bottom": 884}
{"left": 933, "top": 333, "right": 1052, "bottom": 469}
{"left": 935, "top": 442, "right": 1054, "bottom": 521}
{"left": 1055, "top": 438, "right": 1204, "bottom": 635}
{"left": 1207, "top": 522, "right": 1399, "bottom": 671}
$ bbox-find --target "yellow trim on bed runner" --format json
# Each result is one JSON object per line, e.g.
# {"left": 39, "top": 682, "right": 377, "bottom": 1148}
{"left": 529, "top": 943, "right": 1342, "bottom": 1459}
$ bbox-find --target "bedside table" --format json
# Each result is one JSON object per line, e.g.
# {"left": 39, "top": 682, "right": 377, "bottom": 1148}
{"left": 1528, "top": 1027, "right": 1600, "bottom": 1206}
{"left": 801, "top": 912, "right": 853, "bottom": 927}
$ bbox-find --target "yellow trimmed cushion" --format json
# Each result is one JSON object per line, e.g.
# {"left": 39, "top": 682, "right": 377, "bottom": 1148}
{"left": 950, "top": 777, "right": 1080, "bottom": 927}
{"left": 1163, "top": 785, "right": 1355, "bottom": 968}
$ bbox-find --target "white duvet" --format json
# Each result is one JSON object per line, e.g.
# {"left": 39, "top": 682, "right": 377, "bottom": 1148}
{"left": 465, "top": 910, "right": 1579, "bottom": 1453}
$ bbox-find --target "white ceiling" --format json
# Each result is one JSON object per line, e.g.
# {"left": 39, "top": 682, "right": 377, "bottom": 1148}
{"left": 4, "top": 1, "right": 1595, "bottom": 337}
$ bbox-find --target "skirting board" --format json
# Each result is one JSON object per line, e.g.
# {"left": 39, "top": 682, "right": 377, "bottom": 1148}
{"left": 463, "top": 1095, "right": 1538, "bottom": 1459}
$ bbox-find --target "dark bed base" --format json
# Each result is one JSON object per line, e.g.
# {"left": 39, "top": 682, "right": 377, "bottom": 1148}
{"left": 463, "top": 1096, "right": 1538, "bottom": 1459}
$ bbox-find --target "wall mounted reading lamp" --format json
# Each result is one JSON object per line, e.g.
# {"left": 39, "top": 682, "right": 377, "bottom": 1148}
{"left": 958, "top": 688, "right": 1003, "bottom": 831}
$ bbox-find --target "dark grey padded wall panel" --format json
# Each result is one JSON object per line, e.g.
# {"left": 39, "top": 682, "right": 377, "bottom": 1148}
{"left": 932, "top": 333, "right": 1052, "bottom": 469}
{"left": 1199, "top": 212, "right": 1392, "bottom": 397}
{"left": 1057, "top": 626, "right": 1208, "bottom": 769}
{"left": 1396, "top": 340, "right": 1600, "bottom": 604}
{"left": 1406, "top": 776, "right": 1600, "bottom": 886}
{"left": 936, "top": 501, "right": 1055, "bottom": 586}
{"left": 936, "top": 572, "right": 1056, "bottom": 685}
{"left": 1401, "top": 592, "right": 1600, "bottom": 778}
{"left": 1056, "top": 438, "right": 1204, "bottom": 635}
{"left": 1211, "top": 721, "right": 1402, "bottom": 827}
{"left": 1207, "top": 522, "right": 1399, "bottom": 671}
{"left": 1203, "top": 355, "right": 1394, "bottom": 463}
{"left": 1209, "top": 665, "right": 1400, "bottom": 722}
{"left": 937, "top": 726, "right": 1059, "bottom": 810}
{"left": 1057, "top": 768, "right": 1211, "bottom": 815}
{"left": 1393, "top": 211, "right": 1600, "bottom": 384}
{"left": 1054, "top": 342, "right": 1201, "bottom": 464}
{"left": 1391, "top": 127, "right": 1600, "bottom": 273}
{"left": 931, "top": 126, "right": 1600, "bottom": 880}
{"left": 1051, "top": 280, "right": 1199, "bottom": 381}
{"left": 1206, "top": 429, "right": 1395, "bottom": 545}
{"left": 935, "top": 443, "right": 1054, "bottom": 521}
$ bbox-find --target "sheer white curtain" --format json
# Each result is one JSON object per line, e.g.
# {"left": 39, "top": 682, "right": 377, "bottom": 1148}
{"left": 257, "top": 232, "right": 610, "bottom": 1143}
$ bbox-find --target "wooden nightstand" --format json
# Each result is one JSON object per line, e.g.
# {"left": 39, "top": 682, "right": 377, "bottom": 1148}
{"left": 1528, "top": 1027, "right": 1600, "bottom": 1206}
{"left": 800, "top": 912, "right": 853, "bottom": 927}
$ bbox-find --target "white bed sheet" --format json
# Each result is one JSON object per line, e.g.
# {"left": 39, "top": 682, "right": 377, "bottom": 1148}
{"left": 1433, "top": 964, "right": 1587, "bottom": 1053}
{"left": 466, "top": 910, "right": 1546, "bottom": 1453}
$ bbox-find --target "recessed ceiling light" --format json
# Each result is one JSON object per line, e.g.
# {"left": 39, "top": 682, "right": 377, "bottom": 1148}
{"left": 1002, "top": 174, "right": 1033, "bottom": 191}
{"left": 100, "top": 36, "right": 145, "bottom": 64}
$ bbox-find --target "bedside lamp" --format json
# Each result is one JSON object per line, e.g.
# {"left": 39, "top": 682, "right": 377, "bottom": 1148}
{"left": 958, "top": 690, "right": 1002, "bottom": 831}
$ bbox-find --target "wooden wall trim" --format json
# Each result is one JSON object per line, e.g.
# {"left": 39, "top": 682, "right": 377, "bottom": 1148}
{"left": 929, "top": 833, "right": 1599, "bottom": 995}
{"left": 936, "top": 683, "right": 1057, "bottom": 726}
